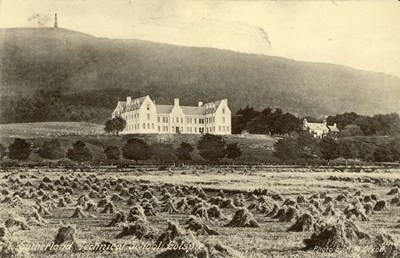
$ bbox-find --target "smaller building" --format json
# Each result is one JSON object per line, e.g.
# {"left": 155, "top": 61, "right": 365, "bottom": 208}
{"left": 302, "top": 119, "right": 339, "bottom": 138}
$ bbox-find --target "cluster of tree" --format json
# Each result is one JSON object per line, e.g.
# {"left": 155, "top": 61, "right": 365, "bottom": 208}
{"left": 232, "top": 106, "right": 300, "bottom": 135}
{"left": 273, "top": 132, "right": 400, "bottom": 163}
{"left": 111, "top": 134, "right": 241, "bottom": 164}
{"left": 327, "top": 112, "right": 400, "bottom": 136}
{"left": 0, "top": 134, "right": 242, "bottom": 164}
{"left": 0, "top": 138, "right": 92, "bottom": 162}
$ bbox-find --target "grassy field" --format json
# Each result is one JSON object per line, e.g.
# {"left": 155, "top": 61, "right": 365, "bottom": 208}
{"left": 0, "top": 122, "right": 278, "bottom": 164}
{"left": 0, "top": 167, "right": 399, "bottom": 257}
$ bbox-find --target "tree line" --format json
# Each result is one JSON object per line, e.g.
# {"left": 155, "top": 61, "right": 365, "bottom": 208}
{"left": 273, "top": 132, "right": 400, "bottom": 163}
{"left": 231, "top": 106, "right": 400, "bottom": 137}
{"left": 0, "top": 134, "right": 242, "bottom": 164}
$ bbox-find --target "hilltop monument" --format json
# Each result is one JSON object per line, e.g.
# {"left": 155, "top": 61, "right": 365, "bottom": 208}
{"left": 54, "top": 13, "right": 58, "bottom": 28}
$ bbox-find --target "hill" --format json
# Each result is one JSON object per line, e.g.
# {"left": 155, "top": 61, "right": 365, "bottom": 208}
{"left": 1, "top": 27, "right": 399, "bottom": 124}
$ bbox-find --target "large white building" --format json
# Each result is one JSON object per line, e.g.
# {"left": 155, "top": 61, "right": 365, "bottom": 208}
{"left": 112, "top": 95, "right": 231, "bottom": 135}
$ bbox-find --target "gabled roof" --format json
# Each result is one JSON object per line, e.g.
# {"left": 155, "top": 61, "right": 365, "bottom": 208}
{"left": 156, "top": 105, "right": 173, "bottom": 114}
{"left": 328, "top": 126, "right": 340, "bottom": 132}
{"left": 155, "top": 105, "right": 206, "bottom": 115}
{"left": 181, "top": 106, "right": 206, "bottom": 116}
{"left": 306, "top": 123, "right": 329, "bottom": 131}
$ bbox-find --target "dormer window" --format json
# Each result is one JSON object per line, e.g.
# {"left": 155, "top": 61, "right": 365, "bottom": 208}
{"left": 147, "top": 105, "right": 150, "bottom": 110}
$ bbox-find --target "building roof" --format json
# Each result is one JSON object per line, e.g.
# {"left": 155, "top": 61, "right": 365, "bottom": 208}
{"left": 156, "top": 105, "right": 206, "bottom": 116}
{"left": 306, "top": 122, "right": 329, "bottom": 131}
{"left": 156, "top": 105, "right": 173, "bottom": 114}
{"left": 328, "top": 125, "right": 340, "bottom": 132}
{"left": 181, "top": 106, "right": 206, "bottom": 116}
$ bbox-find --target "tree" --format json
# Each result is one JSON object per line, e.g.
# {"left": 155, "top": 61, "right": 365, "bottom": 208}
{"left": 319, "top": 137, "right": 341, "bottom": 161}
{"left": 373, "top": 144, "right": 393, "bottom": 162}
{"left": 104, "top": 116, "right": 127, "bottom": 135}
{"left": 175, "top": 142, "right": 194, "bottom": 161}
{"left": 8, "top": 138, "right": 31, "bottom": 160}
{"left": 339, "top": 124, "right": 363, "bottom": 137}
{"left": 104, "top": 146, "right": 121, "bottom": 162}
{"left": 197, "top": 134, "right": 227, "bottom": 163}
{"left": 122, "top": 138, "right": 151, "bottom": 162}
{"left": 226, "top": 142, "right": 242, "bottom": 161}
{"left": 66, "top": 140, "right": 92, "bottom": 162}
{"left": 0, "top": 143, "right": 6, "bottom": 160}
{"left": 152, "top": 143, "right": 177, "bottom": 163}
{"left": 273, "top": 138, "right": 298, "bottom": 161}
{"left": 38, "top": 139, "right": 64, "bottom": 159}
{"left": 296, "top": 132, "right": 319, "bottom": 161}
{"left": 338, "top": 141, "right": 357, "bottom": 160}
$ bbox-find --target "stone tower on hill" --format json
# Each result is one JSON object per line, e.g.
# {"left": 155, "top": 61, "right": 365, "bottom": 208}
{"left": 54, "top": 13, "right": 58, "bottom": 28}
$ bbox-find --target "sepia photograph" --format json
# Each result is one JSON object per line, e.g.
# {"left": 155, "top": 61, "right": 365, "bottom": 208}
{"left": 0, "top": 0, "right": 399, "bottom": 257}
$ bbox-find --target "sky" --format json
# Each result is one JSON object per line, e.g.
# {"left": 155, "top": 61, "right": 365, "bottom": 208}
{"left": 1, "top": 0, "right": 400, "bottom": 77}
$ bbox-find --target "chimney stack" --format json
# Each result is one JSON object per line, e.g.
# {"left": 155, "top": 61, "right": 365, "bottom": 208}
{"left": 127, "top": 96, "right": 131, "bottom": 103}
{"left": 198, "top": 101, "right": 203, "bottom": 107}
{"left": 174, "top": 98, "right": 179, "bottom": 106}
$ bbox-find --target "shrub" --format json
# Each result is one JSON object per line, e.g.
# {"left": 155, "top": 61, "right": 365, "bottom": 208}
{"left": 319, "top": 137, "right": 341, "bottom": 161}
{"left": 197, "top": 134, "right": 227, "bottom": 163}
{"left": 226, "top": 142, "right": 242, "bottom": 161}
{"left": 8, "top": 138, "right": 31, "bottom": 160}
{"left": 38, "top": 139, "right": 64, "bottom": 160}
{"left": 0, "top": 143, "right": 6, "bottom": 160}
{"left": 66, "top": 141, "right": 92, "bottom": 162}
{"left": 104, "top": 146, "right": 121, "bottom": 161}
{"left": 122, "top": 138, "right": 151, "bottom": 162}
{"left": 175, "top": 142, "right": 194, "bottom": 161}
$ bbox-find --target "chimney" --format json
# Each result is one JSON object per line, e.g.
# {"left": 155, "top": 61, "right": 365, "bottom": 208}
{"left": 127, "top": 96, "right": 131, "bottom": 103}
{"left": 174, "top": 98, "right": 179, "bottom": 106}
{"left": 323, "top": 119, "right": 327, "bottom": 126}
{"left": 303, "top": 118, "right": 307, "bottom": 124}
{"left": 333, "top": 123, "right": 337, "bottom": 127}
{"left": 153, "top": 100, "right": 156, "bottom": 105}
{"left": 198, "top": 101, "right": 203, "bottom": 107}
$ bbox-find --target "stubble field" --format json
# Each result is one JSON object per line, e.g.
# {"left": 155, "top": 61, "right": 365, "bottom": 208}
{"left": 1, "top": 166, "right": 399, "bottom": 257}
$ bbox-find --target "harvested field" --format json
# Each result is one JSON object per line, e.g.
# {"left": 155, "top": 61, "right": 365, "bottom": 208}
{"left": 0, "top": 166, "right": 399, "bottom": 257}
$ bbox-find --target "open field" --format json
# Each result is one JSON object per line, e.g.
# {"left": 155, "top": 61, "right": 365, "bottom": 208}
{"left": 0, "top": 167, "right": 399, "bottom": 257}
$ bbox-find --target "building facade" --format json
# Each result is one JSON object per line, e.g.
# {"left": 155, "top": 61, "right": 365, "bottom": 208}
{"left": 112, "top": 95, "right": 231, "bottom": 135}
{"left": 302, "top": 119, "right": 339, "bottom": 138}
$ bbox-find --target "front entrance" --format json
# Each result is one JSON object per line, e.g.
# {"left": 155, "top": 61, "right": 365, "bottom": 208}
{"left": 176, "top": 127, "right": 180, "bottom": 134}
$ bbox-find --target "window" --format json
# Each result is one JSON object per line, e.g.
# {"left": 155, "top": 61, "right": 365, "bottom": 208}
{"left": 194, "top": 127, "right": 197, "bottom": 133}
{"left": 194, "top": 118, "right": 197, "bottom": 124}
{"left": 227, "top": 126, "right": 230, "bottom": 131}
{"left": 166, "top": 117, "right": 169, "bottom": 123}
{"left": 223, "top": 117, "right": 225, "bottom": 123}
{"left": 158, "top": 117, "right": 160, "bottom": 123}
{"left": 147, "top": 123, "right": 150, "bottom": 129}
{"left": 143, "top": 123, "right": 146, "bottom": 129}
{"left": 219, "top": 126, "right": 221, "bottom": 131}
{"left": 172, "top": 127, "right": 174, "bottom": 132}
{"left": 158, "top": 126, "right": 160, "bottom": 132}
{"left": 222, "top": 108, "right": 225, "bottom": 114}
{"left": 180, "top": 118, "right": 183, "bottom": 124}
{"left": 147, "top": 105, "right": 150, "bottom": 110}
{"left": 147, "top": 114, "right": 150, "bottom": 120}
{"left": 213, "top": 117, "right": 215, "bottom": 123}
{"left": 152, "top": 123, "right": 154, "bottom": 129}
{"left": 172, "top": 118, "right": 175, "bottom": 123}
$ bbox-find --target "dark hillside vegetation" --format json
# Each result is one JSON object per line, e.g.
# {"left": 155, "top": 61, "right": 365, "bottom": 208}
{"left": 1, "top": 28, "right": 400, "bottom": 124}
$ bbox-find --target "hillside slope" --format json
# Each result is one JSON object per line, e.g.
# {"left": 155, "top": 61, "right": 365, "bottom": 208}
{"left": 1, "top": 27, "right": 399, "bottom": 124}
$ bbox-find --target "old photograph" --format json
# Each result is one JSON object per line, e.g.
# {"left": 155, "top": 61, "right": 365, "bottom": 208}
{"left": 0, "top": 0, "right": 399, "bottom": 257}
